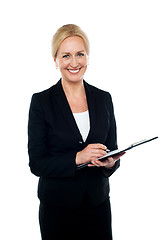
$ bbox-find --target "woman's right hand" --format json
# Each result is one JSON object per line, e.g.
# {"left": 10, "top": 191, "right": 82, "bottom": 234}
{"left": 76, "top": 144, "right": 107, "bottom": 165}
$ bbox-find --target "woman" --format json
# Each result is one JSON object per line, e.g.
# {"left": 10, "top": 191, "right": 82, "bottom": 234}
{"left": 28, "top": 24, "right": 125, "bottom": 240}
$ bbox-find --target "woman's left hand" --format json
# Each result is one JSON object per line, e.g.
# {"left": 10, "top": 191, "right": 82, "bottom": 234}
{"left": 88, "top": 152, "right": 126, "bottom": 168}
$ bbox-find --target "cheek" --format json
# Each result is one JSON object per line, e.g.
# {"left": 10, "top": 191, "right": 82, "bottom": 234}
{"left": 80, "top": 58, "right": 88, "bottom": 68}
{"left": 58, "top": 57, "right": 88, "bottom": 69}
{"left": 58, "top": 60, "right": 69, "bottom": 70}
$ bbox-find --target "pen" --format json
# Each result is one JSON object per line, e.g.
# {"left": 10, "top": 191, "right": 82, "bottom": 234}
{"left": 106, "top": 149, "right": 110, "bottom": 153}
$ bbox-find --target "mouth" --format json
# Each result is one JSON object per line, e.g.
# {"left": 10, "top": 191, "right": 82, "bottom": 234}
{"left": 67, "top": 68, "right": 81, "bottom": 74}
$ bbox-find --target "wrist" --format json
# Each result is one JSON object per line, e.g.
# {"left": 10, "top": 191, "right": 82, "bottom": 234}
{"left": 76, "top": 151, "right": 82, "bottom": 165}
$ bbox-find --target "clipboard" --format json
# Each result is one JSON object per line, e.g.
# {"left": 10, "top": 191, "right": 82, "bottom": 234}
{"left": 76, "top": 136, "right": 158, "bottom": 170}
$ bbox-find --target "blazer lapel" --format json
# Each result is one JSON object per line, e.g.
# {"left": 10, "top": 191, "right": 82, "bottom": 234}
{"left": 52, "top": 79, "right": 97, "bottom": 143}
{"left": 84, "top": 81, "right": 96, "bottom": 142}
{"left": 52, "top": 80, "right": 83, "bottom": 141}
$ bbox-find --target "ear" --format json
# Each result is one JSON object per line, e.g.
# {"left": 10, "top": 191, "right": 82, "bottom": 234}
{"left": 54, "top": 58, "right": 58, "bottom": 69}
{"left": 86, "top": 55, "right": 89, "bottom": 66}
{"left": 87, "top": 56, "right": 89, "bottom": 65}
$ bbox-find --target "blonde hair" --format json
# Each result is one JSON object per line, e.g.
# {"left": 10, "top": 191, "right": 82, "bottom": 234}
{"left": 51, "top": 24, "right": 90, "bottom": 59}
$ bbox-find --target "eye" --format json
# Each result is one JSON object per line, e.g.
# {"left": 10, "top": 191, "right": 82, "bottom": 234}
{"left": 77, "top": 52, "right": 84, "bottom": 57}
{"left": 62, "top": 54, "right": 70, "bottom": 58}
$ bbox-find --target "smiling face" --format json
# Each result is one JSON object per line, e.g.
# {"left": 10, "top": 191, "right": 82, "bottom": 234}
{"left": 55, "top": 36, "right": 88, "bottom": 84}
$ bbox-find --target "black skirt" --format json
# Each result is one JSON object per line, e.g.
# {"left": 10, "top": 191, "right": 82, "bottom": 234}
{"left": 39, "top": 196, "right": 113, "bottom": 240}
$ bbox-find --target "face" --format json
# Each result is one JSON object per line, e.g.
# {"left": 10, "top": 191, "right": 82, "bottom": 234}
{"left": 55, "top": 36, "right": 88, "bottom": 84}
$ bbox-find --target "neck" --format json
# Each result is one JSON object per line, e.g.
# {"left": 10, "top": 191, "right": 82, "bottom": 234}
{"left": 61, "top": 79, "right": 85, "bottom": 97}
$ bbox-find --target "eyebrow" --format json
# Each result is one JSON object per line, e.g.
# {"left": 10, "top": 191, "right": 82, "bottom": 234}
{"left": 61, "top": 50, "right": 86, "bottom": 55}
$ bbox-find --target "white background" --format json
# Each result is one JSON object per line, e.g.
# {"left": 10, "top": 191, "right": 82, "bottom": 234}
{"left": 0, "top": 0, "right": 163, "bottom": 239}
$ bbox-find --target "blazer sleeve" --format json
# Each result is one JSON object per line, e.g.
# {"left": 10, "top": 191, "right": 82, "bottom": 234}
{"left": 101, "top": 93, "right": 120, "bottom": 178}
{"left": 28, "top": 94, "right": 77, "bottom": 178}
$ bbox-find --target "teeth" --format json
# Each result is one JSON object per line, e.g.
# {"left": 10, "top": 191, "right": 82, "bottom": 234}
{"left": 68, "top": 69, "right": 80, "bottom": 73}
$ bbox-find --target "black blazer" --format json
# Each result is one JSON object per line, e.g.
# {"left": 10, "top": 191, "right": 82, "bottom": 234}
{"left": 28, "top": 79, "right": 120, "bottom": 208}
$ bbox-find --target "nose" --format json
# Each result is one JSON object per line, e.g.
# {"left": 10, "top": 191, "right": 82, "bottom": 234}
{"left": 70, "top": 56, "right": 78, "bottom": 68}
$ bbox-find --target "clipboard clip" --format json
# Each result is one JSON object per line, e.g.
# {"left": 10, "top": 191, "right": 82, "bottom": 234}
{"left": 130, "top": 139, "right": 147, "bottom": 147}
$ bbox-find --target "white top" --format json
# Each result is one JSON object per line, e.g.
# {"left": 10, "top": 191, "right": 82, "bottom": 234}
{"left": 73, "top": 110, "right": 90, "bottom": 142}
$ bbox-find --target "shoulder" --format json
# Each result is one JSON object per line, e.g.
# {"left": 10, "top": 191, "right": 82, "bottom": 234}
{"left": 32, "top": 85, "right": 55, "bottom": 98}
{"left": 31, "top": 80, "right": 61, "bottom": 101}
{"left": 29, "top": 81, "right": 61, "bottom": 111}
{"left": 84, "top": 81, "right": 112, "bottom": 101}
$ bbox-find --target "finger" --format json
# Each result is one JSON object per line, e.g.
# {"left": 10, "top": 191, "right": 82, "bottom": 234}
{"left": 113, "top": 152, "right": 126, "bottom": 161}
{"left": 91, "top": 149, "right": 107, "bottom": 157}
{"left": 103, "top": 157, "right": 116, "bottom": 168}
{"left": 88, "top": 163, "right": 96, "bottom": 167}
{"left": 91, "top": 160, "right": 101, "bottom": 167}
{"left": 106, "top": 157, "right": 114, "bottom": 162}
{"left": 93, "top": 160, "right": 105, "bottom": 167}
{"left": 90, "top": 144, "right": 107, "bottom": 151}
{"left": 103, "top": 158, "right": 113, "bottom": 165}
{"left": 88, "top": 152, "right": 106, "bottom": 162}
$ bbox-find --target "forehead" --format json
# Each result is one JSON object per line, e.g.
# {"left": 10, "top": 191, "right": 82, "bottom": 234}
{"left": 58, "top": 36, "right": 86, "bottom": 53}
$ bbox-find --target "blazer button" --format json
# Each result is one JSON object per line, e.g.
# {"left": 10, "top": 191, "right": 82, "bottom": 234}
{"left": 79, "top": 141, "right": 83, "bottom": 144}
